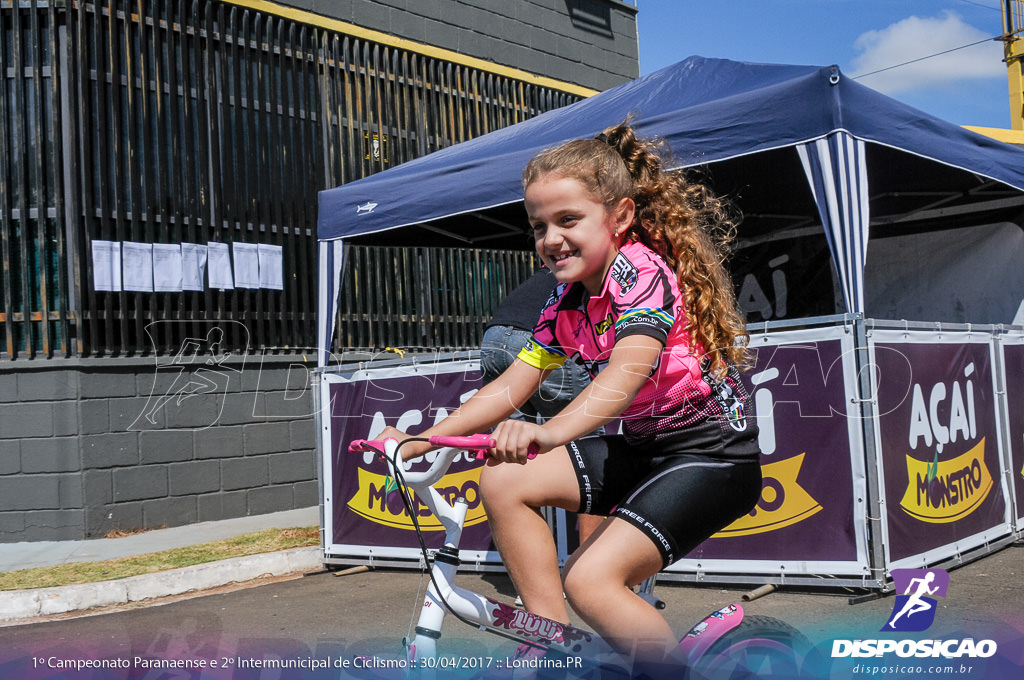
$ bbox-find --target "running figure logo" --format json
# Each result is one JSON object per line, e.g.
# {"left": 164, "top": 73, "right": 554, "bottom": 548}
{"left": 882, "top": 568, "right": 950, "bottom": 632}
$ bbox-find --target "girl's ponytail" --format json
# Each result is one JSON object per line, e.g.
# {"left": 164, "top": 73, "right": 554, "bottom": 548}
{"left": 597, "top": 121, "right": 749, "bottom": 377}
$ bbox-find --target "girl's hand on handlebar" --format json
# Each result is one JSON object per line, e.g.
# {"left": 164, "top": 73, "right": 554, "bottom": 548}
{"left": 375, "top": 426, "right": 431, "bottom": 461}
{"left": 489, "top": 420, "right": 551, "bottom": 465}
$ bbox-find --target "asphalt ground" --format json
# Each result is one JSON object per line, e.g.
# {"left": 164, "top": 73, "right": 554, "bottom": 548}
{"left": 2, "top": 541, "right": 1022, "bottom": 680}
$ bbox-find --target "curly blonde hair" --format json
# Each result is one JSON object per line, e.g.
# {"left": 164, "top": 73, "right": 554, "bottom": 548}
{"left": 522, "top": 120, "right": 749, "bottom": 377}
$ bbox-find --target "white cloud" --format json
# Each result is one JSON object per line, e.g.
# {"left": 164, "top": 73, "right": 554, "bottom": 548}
{"left": 849, "top": 11, "right": 1004, "bottom": 94}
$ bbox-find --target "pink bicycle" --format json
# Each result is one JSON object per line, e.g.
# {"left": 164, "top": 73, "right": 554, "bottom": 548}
{"left": 348, "top": 434, "right": 817, "bottom": 679}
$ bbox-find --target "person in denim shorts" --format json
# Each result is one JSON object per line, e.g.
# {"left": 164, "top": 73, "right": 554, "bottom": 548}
{"left": 480, "top": 268, "right": 592, "bottom": 421}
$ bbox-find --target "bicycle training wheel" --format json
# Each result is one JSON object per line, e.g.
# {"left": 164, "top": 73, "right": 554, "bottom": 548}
{"left": 689, "top": 615, "right": 822, "bottom": 680}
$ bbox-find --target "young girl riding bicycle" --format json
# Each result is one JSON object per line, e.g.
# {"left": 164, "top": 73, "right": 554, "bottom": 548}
{"left": 378, "top": 120, "right": 762, "bottom": 664}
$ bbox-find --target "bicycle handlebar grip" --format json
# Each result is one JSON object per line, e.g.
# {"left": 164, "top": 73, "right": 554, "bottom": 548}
{"left": 348, "top": 439, "right": 386, "bottom": 452}
{"left": 427, "top": 434, "right": 495, "bottom": 450}
{"left": 469, "top": 443, "right": 539, "bottom": 461}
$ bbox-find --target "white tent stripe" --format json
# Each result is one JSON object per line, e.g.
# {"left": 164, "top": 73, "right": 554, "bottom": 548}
{"left": 797, "top": 132, "right": 870, "bottom": 314}
{"left": 317, "top": 241, "right": 347, "bottom": 366}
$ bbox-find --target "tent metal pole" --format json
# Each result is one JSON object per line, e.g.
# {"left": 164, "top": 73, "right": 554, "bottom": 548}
{"left": 852, "top": 315, "right": 891, "bottom": 591}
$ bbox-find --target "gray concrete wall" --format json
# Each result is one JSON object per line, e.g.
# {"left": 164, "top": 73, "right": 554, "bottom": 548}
{"left": 278, "top": 0, "right": 640, "bottom": 92}
{"left": 0, "top": 355, "right": 318, "bottom": 542}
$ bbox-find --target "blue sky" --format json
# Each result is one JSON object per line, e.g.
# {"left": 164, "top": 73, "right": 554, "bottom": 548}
{"left": 635, "top": 0, "right": 1012, "bottom": 129}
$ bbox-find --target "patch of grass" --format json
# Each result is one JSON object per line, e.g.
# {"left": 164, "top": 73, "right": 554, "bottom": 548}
{"left": 0, "top": 526, "right": 320, "bottom": 592}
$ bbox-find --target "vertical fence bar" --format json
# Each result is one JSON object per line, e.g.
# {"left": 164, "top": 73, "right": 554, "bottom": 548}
{"left": 122, "top": 0, "right": 146, "bottom": 353}
{"left": 187, "top": 0, "right": 204, "bottom": 345}
{"left": 164, "top": 0, "right": 180, "bottom": 350}
{"left": 73, "top": 0, "right": 96, "bottom": 355}
{"left": 28, "top": 0, "right": 51, "bottom": 357}
{"left": 257, "top": 16, "right": 274, "bottom": 350}
{"left": 202, "top": 0, "right": 221, "bottom": 351}
{"left": 185, "top": 0, "right": 204, "bottom": 346}
{"left": 50, "top": 0, "right": 70, "bottom": 358}
{"left": 340, "top": 36, "right": 356, "bottom": 186}
{"left": 233, "top": 6, "right": 254, "bottom": 350}
{"left": 354, "top": 40, "right": 369, "bottom": 178}
{"left": 135, "top": 0, "right": 158, "bottom": 352}
{"left": 167, "top": 0, "right": 187, "bottom": 348}
{"left": 402, "top": 246, "right": 414, "bottom": 345}
{"left": 0, "top": 1, "right": 14, "bottom": 356}
{"left": 444, "top": 249, "right": 454, "bottom": 350}
{"left": 369, "top": 44, "right": 385, "bottom": 176}
{"left": 411, "top": 54, "right": 428, "bottom": 158}
{"left": 7, "top": 0, "right": 18, "bottom": 354}
{"left": 224, "top": 4, "right": 244, "bottom": 350}
{"left": 11, "top": 0, "right": 29, "bottom": 356}
{"left": 300, "top": 24, "right": 317, "bottom": 348}
{"left": 281, "top": 21, "right": 300, "bottom": 348}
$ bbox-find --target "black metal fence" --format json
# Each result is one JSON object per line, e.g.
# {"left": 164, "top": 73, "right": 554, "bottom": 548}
{"left": 0, "top": 0, "right": 578, "bottom": 359}
{"left": 335, "top": 245, "right": 539, "bottom": 352}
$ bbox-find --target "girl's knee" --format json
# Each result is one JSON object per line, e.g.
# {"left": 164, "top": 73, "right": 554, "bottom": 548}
{"left": 562, "top": 551, "right": 607, "bottom": 607}
{"left": 479, "top": 463, "right": 529, "bottom": 511}
{"left": 478, "top": 463, "right": 507, "bottom": 499}
{"left": 480, "top": 450, "right": 579, "bottom": 513}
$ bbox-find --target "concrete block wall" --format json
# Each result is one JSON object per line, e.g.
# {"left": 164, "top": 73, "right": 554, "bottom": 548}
{"left": 280, "top": 0, "right": 640, "bottom": 92}
{"left": 0, "top": 355, "right": 318, "bottom": 543}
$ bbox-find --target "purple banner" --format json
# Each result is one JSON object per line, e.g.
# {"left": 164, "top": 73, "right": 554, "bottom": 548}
{"left": 874, "top": 341, "right": 1007, "bottom": 563}
{"left": 1002, "top": 341, "right": 1024, "bottom": 523}
{"left": 679, "top": 337, "right": 862, "bottom": 563}
{"left": 326, "top": 362, "right": 492, "bottom": 553}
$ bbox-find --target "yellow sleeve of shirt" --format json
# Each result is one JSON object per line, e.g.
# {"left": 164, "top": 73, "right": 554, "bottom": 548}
{"left": 516, "top": 337, "right": 567, "bottom": 371}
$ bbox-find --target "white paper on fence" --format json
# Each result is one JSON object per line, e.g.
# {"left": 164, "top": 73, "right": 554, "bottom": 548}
{"left": 181, "top": 243, "right": 208, "bottom": 291}
{"left": 91, "top": 240, "right": 122, "bottom": 292}
{"left": 152, "top": 243, "right": 184, "bottom": 292}
{"left": 207, "top": 241, "right": 234, "bottom": 289}
{"left": 122, "top": 241, "right": 154, "bottom": 292}
{"left": 258, "top": 243, "right": 284, "bottom": 290}
{"left": 232, "top": 242, "right": 261, "bottom": 289}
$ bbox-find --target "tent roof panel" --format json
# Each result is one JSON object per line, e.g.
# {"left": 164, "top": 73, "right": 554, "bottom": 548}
{"left": 317, "top": 56, "right": 1024, "bottom": 243}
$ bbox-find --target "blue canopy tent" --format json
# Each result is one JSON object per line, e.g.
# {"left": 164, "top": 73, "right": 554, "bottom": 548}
{"left": 316, "top": 56, "right": 1024, "bottom": 364}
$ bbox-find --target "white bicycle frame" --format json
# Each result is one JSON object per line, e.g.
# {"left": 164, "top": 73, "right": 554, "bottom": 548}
{"left": 368, "top": 438, "right": 629, "bottom": 677}
{"left": 357, "top": 437, "right": 750, "bottom": 678}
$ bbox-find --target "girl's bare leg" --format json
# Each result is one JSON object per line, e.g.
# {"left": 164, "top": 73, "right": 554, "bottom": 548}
{"left": 563, "top": 518, "right": 679, "bottom": 660}
{"left": 478, "top": 448, "right": 581, "bottom": 624}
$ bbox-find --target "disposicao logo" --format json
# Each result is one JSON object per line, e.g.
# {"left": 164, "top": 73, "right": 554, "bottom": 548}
{"left": 712, "top": 453, "right": 821, "bottom": 538}
{"left": 883, "top": 568, "right": 949, "bottom": 633}
{"left": 832, "top": 568, "right": 998, "bottom": 660}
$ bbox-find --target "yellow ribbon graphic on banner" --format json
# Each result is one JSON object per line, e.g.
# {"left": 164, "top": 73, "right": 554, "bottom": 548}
{"left": 899, "top": 438, "right": 992, "bottom": 523}
{"left": 347, "top": 466, "right": 489, "bottom": 531}
{"left": 713, "top": 453, "right": 822, "bottom": 538}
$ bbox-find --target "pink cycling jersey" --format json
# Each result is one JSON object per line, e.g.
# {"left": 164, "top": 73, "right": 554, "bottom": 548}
{"left": 518, "top": 240, "right": 755, "bottom": 448}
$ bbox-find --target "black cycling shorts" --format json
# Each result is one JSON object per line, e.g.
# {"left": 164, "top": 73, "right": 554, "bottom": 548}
{"left": 566, "top": 435, "right": 762, "bottom": 567}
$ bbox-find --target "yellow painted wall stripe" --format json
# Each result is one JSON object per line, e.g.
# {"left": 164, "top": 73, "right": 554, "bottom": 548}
{"left": 964, "top": 125, "right": 1024, "bottom": 146}
{"left": 222, "top": 0, "right": 599, "bottom": 98}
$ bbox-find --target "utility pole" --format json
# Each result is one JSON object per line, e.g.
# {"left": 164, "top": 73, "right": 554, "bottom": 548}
{"left": 1000, "top": 0, "right": 1024, "bottom": 129}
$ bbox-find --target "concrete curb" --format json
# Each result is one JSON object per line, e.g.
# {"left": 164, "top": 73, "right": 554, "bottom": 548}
{"left": 0, "top": 547, "right": 323, "bottom": 623}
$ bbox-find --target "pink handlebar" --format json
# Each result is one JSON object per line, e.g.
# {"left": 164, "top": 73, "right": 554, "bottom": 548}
{"left": 428, "top": 436, "right": 538, "bottom": 460}
{"left": 348, "top": 439, "right": 386, "bottom": 453}
{"left": 427, "top": 434, "right": 495, "bottom": 450}
{"left": 348, "top": 435, "right": 538, "bottom": 460}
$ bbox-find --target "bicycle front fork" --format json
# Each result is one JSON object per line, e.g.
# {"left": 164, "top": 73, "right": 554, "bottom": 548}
{"left": 403, "top": 498, "right": 469, "bottom": 676}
